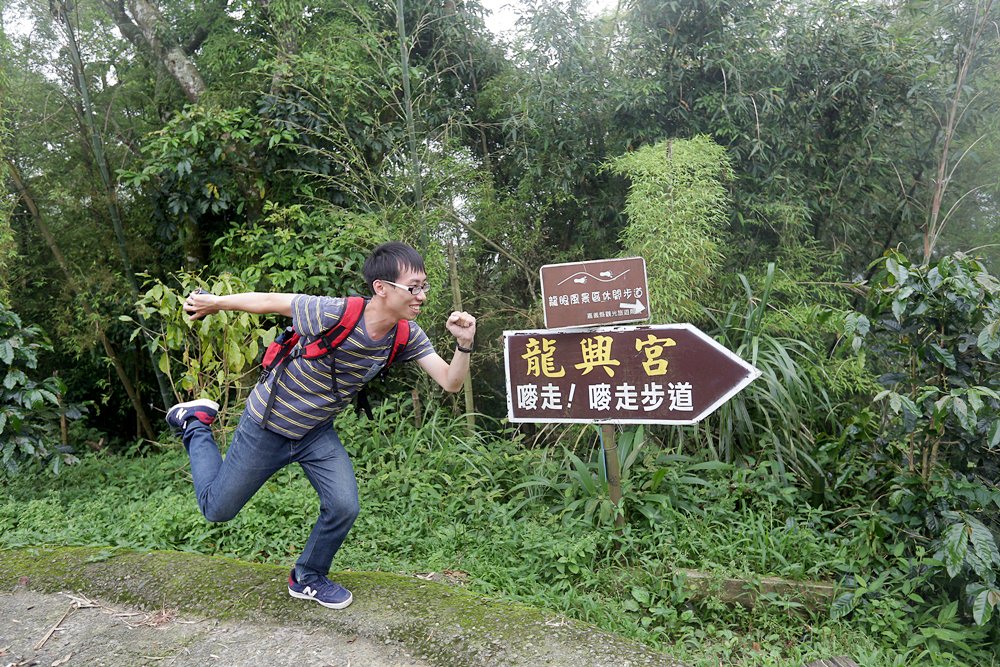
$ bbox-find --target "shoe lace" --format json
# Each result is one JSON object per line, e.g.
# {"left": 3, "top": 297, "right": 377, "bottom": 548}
{"left": 310, "top": 576, "right": 346, "bottom": 598}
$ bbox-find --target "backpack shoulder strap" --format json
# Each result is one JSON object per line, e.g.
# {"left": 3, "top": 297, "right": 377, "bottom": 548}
{"left": 356, "top": 318, "right": 410, "bottom": 420}
{"left": 302, "top": 296, "right": 366, "bottom": 359}
{"left": 386, "top": 319, "right": 410, "bottom": 367}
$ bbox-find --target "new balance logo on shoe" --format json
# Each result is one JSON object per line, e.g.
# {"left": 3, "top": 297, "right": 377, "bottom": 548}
{"left": 288, "top": 569, "right": 353, "bottom": 609}
{"left": 165, "top": 399, "right": 220, "bottom": 433}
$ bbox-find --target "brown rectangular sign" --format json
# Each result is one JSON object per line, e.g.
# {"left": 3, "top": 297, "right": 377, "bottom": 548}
{"left": 504, "top": 325, "right": 760, "bottom": 424}
{"left": 540, "top": 257, "right": 650, "bottom": 329}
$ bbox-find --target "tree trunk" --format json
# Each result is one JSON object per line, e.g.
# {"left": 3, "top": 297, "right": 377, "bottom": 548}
{"left": 395, "top": 0, "right": 426, "bottom": 246}
{"left": 102, "top": 0, "right": 207, "bottom": 102}
{"left": 923, "top": 0, "right": 996, "bottom": 263}
{"left": 5, "top": 158, "right": 157, "bottom": 441}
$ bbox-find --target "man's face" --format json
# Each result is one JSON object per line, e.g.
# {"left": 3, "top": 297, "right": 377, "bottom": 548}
{"left": 382, "top": 266, "right": 429, "bottom": 319}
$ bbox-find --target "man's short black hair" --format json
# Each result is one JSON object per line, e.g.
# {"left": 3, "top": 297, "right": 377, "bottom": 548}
{"left": 363, "top": 242, "right": 425, "bottom": 290}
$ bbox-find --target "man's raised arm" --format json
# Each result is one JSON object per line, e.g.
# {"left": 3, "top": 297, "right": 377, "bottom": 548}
{"left": 184, "top": 292, "right": 296, "bottom": 320}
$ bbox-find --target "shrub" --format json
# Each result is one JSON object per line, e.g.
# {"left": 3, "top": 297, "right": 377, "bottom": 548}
{"left": 840, "top": 251, "right": 1000, "bottom": 632}
{"left": 0, "top": 302, "right": 83, "bottom": 475}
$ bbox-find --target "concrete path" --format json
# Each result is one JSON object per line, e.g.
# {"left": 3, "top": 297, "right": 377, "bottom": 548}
{"left": 0, "top": 547, "right": 680, "bottom": 667}
{"left": 1, "top": 588, "right": 427, "bottom": 666}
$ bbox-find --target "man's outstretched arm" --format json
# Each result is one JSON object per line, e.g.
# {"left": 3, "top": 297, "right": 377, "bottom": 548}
{"left": 184, "top": 291, "right": 296, "bottom": 320}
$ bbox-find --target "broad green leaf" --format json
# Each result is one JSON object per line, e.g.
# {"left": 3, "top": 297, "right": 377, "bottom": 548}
{"left": 26, "top": 389, "right": 43, "bottom": 407}
{"left": 967, "top": 390, "right": 984, "bottom": 414}
{"left": 227, "top": 338, "right": 243, "bottom": 372}
{"left": 937, "top": 600, "right": 958, "bottom": 625}
{"left": 631, "top": 587, "right": 651, "bottom": 605}
{"left": 978, "top": 319, "right": 1000, "bottom": 359}
{"left": 972, "top": 589, "right": 995, "bottom": 625}
{"left": 927, "top": 267, "right": 943, "bottom": 289}
{"left": 941, "top": 521, "right": 967, "bottom": 578}
{"left": 844, "top": 313, "right": 870, "bottom": 337}
{"left": 933, "top": 395, "right": 953, "bottom": 429}
{"left": 898, "top": 394, "right": 919, "bottom": 417}
{"left": 158, "top": 352, "right": 170, "bottom": 375}
{"left": 830, "top": 592, "right": 855, "bottom": 620}
{"left": 967, "top": 516, "right": 1000, "bottom": 567}
{"left": 886, "top": 257, "right": 909, "bottom": 284}
{"left": 951, "top": 397, "right": 973, "bottom": 433}
{"left": 929, "top": 344, "right": 956, "bottom": 370}
{"left": 892, "top": 298, "right": 905, "bottom": 321}
{"left": 988, "top": 421, "right": 1000, "bottom": 450}
{"left": 0, "top": 341, "right": 13, "bottom": 365}
{"left": 4, "top": 369, "right": 26, "bottom": 389}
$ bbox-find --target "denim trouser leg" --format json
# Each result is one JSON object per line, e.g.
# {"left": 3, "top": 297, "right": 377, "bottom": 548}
{"left": 291, "top": 425, "right": 360, "bottom": 582}
{"left": 182, "top": 414, "right": 359, "bottom": 584}
{"left": 183, "top": 414, "right": 288, "bottom": 523}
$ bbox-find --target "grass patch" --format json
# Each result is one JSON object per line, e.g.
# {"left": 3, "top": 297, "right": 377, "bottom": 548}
{"left": 2, "top": 402, "right": 993, "bottom": 666}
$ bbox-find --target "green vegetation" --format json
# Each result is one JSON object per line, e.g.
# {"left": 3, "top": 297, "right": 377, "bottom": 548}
{"left": 0, "top": 301, "right": 83, "bottom": 474}
{"left": 3, "top": 0, "right": 1000, "bottom": 664}
{"left": 0, "top": 405, "right": 914, "bottom": 666}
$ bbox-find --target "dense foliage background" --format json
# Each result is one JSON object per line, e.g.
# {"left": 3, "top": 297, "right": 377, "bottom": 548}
{"left": 2, "top": 0, "right": 999, "bottom": 664}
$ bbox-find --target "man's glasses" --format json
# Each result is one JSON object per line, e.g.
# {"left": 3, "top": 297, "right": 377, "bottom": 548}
{"left": 383, "top": 280, "right": 431, "bottom": 296}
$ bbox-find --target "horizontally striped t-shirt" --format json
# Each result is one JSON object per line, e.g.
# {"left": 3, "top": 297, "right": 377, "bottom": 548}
{"left": 245, "top": 295, "right": 434, "bottom": 439}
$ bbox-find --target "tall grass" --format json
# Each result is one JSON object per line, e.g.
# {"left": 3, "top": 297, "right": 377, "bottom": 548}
{"left": 685, "top": 264, "right": 840, "bottom": 485}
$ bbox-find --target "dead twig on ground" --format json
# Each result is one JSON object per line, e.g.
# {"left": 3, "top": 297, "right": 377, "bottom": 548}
{"left": 33, "top": 604, "right": 74, "bottom": 651}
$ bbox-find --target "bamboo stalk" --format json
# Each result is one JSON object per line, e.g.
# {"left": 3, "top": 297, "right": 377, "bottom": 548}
{"left": 601, "top": 424, "right": 625, "bottom": 529}
{"left": 448, "top": 240, "right": 475, "bottom": 433}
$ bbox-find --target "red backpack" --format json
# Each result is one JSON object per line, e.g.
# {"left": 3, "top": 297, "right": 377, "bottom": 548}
{"left": 258, "top": 296, "right": 409, "bottom": 423}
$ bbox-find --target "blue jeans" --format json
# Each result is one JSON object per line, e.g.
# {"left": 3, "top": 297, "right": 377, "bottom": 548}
{"left": 182, "top": 413, "right": 360, "bottom": 584}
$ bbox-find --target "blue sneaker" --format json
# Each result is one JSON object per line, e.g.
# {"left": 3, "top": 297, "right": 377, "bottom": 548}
{"left": 288, "top": 569, "right": 353, "bottom": 609}
{"left": 165, "top": 399, "right": 219, "bottom": 433}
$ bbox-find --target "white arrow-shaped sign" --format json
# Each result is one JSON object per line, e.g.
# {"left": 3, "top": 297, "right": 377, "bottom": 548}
{"left": 619, "top": 300, "right": 645, "bottom": 313}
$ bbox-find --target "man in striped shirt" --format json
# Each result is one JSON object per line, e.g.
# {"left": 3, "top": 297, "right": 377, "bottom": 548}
{"left": 165, "top": 242, "right": 476, "bottom": 609}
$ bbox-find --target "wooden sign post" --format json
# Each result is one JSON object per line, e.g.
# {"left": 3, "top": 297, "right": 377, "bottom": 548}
{"left": 507, "top": 258, "right": 760, "bottom": 528}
